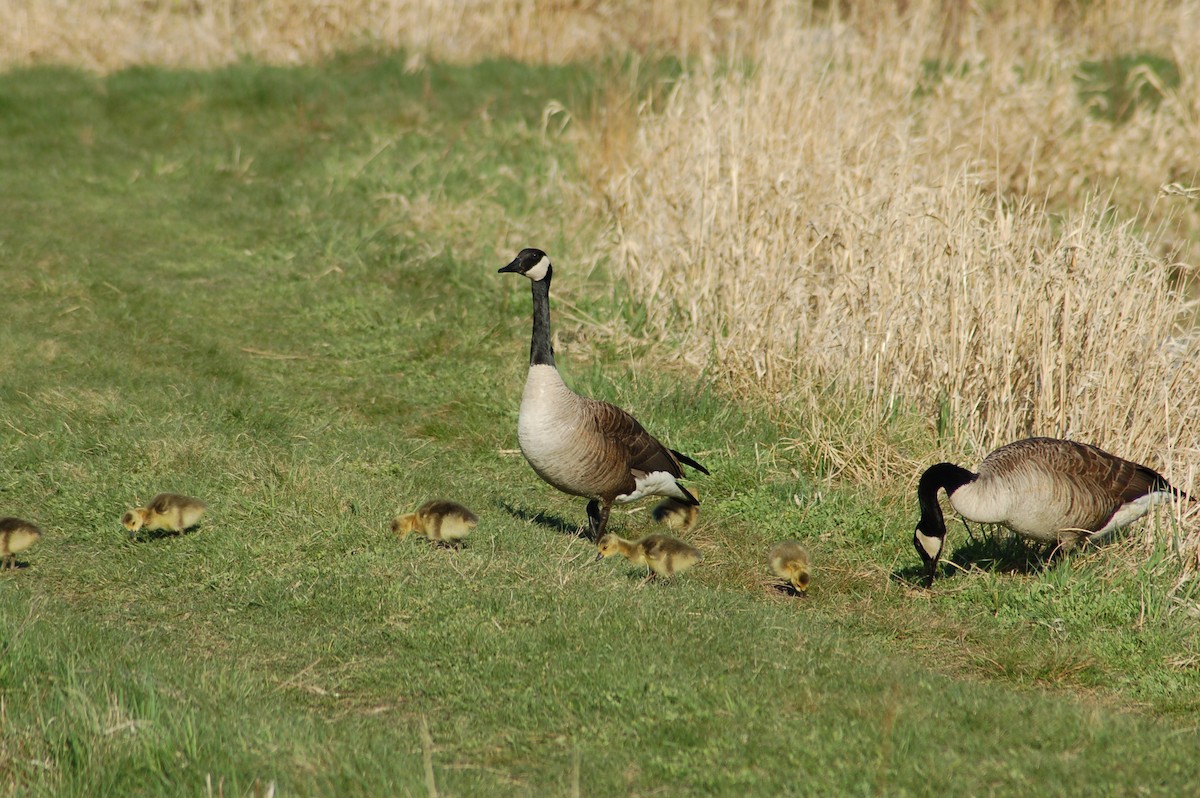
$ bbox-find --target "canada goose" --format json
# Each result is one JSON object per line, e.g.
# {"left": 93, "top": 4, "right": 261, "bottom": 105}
{"left": 595, "top": 532, "right": 703, "bottom": 579}
{"left": 652, "top": 490, "right": 700, "bottom": 532}
{"left": 914, "top": 437, "right": 1192, "bottom": 587}
{"left": 0, "top": 517, "right": 42, "bottom": 570}
{"left": 499, "top": 248, "right": 708, "bottom": 541}
{"left": 391, "top": 500, "right": 478, "bottom": 545}
{"left": 768, "top": 540, "right": 811, "bottom": 593}
{"left": 122, "top": 493, "right": 207, "bottom": 535}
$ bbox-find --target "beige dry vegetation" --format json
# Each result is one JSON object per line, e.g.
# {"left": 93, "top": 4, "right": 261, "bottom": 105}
{"left": 584, "top": 0, "right": 1200, "bottom": 561}
{"left": 0, "top": 0, "right": 771, "bottom": 72}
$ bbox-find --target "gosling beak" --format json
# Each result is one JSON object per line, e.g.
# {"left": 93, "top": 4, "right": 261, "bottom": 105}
{"left": 593, "top": 552, "right": 603, "bottom": 563}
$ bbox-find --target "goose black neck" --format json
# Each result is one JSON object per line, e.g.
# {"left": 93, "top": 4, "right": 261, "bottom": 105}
{"left": 529, "top": 271, "right": 555, "bottom": 367}
{"left": 916, "top": 462, "right": 976, "bottom": 536}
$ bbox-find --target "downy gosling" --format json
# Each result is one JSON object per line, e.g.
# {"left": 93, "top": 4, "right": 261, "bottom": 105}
{"left": 652, "top": 489, "right": 700, "bottom": 532}
{"left": 0, "top": 517, "right": 43, "bottom": 570}
{"left": 122, "top": 493, "right": 207, "bottom": 535}
{"left": 914, "top": 437, "right": 1193, "bottom": 587}
{"left": 392, "top": 500, "right": 478, "bottom": 545}
{"left": 767, "top": 540, "right": 811, "bottom": 594}
{"left": 595, "top": 533, "right": 702, "bottom": 579}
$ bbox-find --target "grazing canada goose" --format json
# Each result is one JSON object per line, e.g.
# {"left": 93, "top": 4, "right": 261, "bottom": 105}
{"left": 122, "top": 493, "right": 207, "bottom": 535}
{"left": 914, "top": 437, "right": 1192, "bottom": 587}
{"left": 652, "top": 490, "right": 700, "bottom": 532}
{"left": 499, "top": 248, "right": 708, "bottom": 540}
{"left": 768, "top": 540, "right": 811, "bottom": 594}
{"left": 595, "top": 532, "right": 703, "bottom": 579}
{"left": 391, "top": 500, "right": 478, "bottom": 545}
{"left": 0, "top": 517, "right": 42, "bottom": 570}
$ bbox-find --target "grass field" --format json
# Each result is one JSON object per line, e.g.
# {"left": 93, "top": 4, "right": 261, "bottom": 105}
{"left": 1, "top": 52, "right": 1199, "bottom": 796}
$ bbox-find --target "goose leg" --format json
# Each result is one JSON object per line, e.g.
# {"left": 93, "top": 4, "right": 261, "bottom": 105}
{"left": 586, "top": 499, "right": 612, "bottom": 541}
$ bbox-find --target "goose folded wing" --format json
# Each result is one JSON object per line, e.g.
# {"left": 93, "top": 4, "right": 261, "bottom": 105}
{"left": 586, "top": 398, "right": 684, "bottom": 478}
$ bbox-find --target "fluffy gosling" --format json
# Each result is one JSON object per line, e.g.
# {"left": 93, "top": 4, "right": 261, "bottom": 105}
{"left": 392, "top": 500, "right": 478, "bottom": 545}
{"left": 122, "top": 493, "right": 207, "bottom": 535}
{"left": 768, "top": 540, "right": 811, "bottom": 594}
{"left": 651, "top": 489, "right": 700, "bottom": 532}
{"left": 0, "top": 517, "right": 42, "bottom": 570}
{"left": 595, "top": 533, "right": 702, "bottom": 579}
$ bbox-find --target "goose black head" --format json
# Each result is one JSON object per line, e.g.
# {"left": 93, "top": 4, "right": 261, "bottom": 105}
{"left": 499, "top": 248, "right": 552, "bottom": 282}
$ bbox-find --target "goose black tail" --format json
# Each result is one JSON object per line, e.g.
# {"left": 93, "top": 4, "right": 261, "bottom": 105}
{"left": 671, "top": 449, "right": 710, "bottom": 476}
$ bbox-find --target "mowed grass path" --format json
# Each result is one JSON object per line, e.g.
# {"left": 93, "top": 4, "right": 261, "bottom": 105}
{"left": 1, "top": 55, "right": 1198, "bottom": 796}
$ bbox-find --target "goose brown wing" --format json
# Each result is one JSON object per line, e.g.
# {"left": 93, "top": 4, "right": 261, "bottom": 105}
{"left": 1070, "top": 441, "right": 1171, "bottom": 527}
{"left": 1039, "top": 439, "right": 1168, "bottom": 530}
{"left": 585, "top": 398, "right": 684, "bottom": 478}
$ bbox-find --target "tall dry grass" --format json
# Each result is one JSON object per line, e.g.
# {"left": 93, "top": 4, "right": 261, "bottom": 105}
{"left": 0, "top": 0, "right": 771, "bottom": 72}
{"left": 586, "top": 0, "right": 1200, "bottom": 559}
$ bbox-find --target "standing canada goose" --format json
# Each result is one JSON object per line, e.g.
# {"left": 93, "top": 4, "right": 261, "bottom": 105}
{"left": 914, "top": 437, "right": 1192, "bottom": 587}
{"left": 499, "top": 248, "right": 708, "bottom": 540}
{"left": 391, "top": 500, "right": 478, "bottom": 545}
{"left": 122, "top": 493, "right": 207, "bottom": 535}
{"left": 652, "top": 490, "right": 700, "bottom": 532}
{"left": 768, "top": 540, "right": 811, "bottom": 594}
{"left": 0, "top": 517, "right": 42, "bottom": 570}
{"left": 595, "top": 532, "right": 703, "bottom": 579}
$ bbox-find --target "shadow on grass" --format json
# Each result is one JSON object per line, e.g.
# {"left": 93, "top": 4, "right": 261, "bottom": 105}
{"left": 892, "top": 524, "right": 1052, "bottom": 587}
{"left": 129, "top": 525, "right": 203, "bottom": 543}
{"left": 501, "top": 503, "right": 587, "bottom": 539}
{"left": 770, "top": 582, "right": 810, "bottom": 600}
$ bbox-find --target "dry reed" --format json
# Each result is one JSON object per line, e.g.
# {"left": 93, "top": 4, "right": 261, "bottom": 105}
{"left": 0, "top": 0, "right": 772, "bottom": 73}
{"left": 586, "top": 0, "right": 1200, "bottom": 557}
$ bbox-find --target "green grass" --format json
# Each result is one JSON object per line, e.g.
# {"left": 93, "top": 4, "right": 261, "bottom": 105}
{"left": 1, "top": 54, "right": 1198, "bottom": 796}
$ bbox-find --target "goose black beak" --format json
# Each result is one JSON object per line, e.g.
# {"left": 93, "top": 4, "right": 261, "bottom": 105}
{"left": 498, "top": 259, "right": 523, "bottom": 274}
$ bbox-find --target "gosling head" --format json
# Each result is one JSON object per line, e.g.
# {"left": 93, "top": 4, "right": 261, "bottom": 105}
{"left": 594, "top": 533, "right": 621, "bottom": 562}
{"left": 121, "top": 508, "right": 147, "bottom": 533}
{"left": 391, "top": 513, "right": 421, "bottom": 541}
{"left": 498, "top": 248, "right": 551, "bottom": 282}
{"left": 912, "top": 522, "right": 945, "bottom": 588}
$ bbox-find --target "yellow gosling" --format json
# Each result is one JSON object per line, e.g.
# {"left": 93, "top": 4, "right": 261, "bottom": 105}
{"left": 595, "top": 532, "right": 702, "bottom": 579}
{"left": 768, "top": 540, "right": 811, "bottom": 594}
{"left": 122, "top": 493, "right": 207, "bottom": 535}
{"left": 391, "top": 500, "right": 478, "bottom": 545}
{"left": 0, "top": 517, "right": 42, "bottom": 570}
{"left": 651, "top": 489, "right": 700, "bottom": 532}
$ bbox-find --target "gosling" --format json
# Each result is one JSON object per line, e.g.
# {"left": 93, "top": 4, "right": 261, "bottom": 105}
{"left": 651, "top": 490, "right": 700, "bottom": 532}
{"left": 595, "top": 533, "right": 702, "bottom": 580}
{"left": 768, "top": 540, "right": 811, "bottom": 594}
{"left": 392, "top": 500, "right": 478, "bottom": 545}
{"left": 122, "top": 493, "right": 207, "bottom": 535}
{"left": 0, "top": 517, "right": 43, "bottom": 570}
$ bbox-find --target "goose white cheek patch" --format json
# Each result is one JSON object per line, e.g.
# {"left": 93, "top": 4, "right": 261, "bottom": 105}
{"left": 525, "top": 255, "right": 550, "bottom": 281}
{"left": 915, "top": 529, "right": 942, "bottom": 559}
